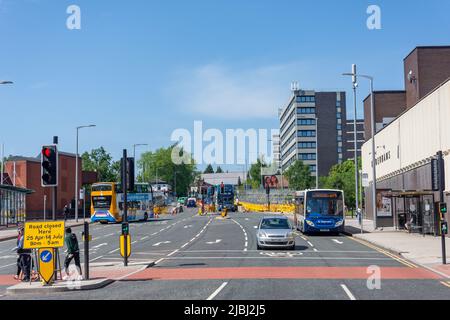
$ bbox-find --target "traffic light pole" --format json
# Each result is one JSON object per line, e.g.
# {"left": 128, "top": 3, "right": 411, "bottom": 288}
{"left": 438, "top": 151, "right": 447, "bottom": 265}
{"left": 122, "top": 149, "right": 128, "bottom": 267}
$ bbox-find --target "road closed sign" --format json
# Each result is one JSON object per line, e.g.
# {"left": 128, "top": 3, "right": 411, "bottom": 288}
{"left": 24, "top": 221, "right": 65, "bottom": 249}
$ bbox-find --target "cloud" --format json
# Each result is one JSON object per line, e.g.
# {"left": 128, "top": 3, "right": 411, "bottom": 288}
{"left": 170, "top": 63, "right": 303, "bottom": 119}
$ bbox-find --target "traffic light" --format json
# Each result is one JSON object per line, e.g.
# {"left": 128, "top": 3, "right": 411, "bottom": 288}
{"left": 220, "top": 182, "right": 224, "bottom": 194}
{"left": 41, "top": 145, "right": 58, "bottom": 187}
{"left": 439, "top": 203, "right": 447, "bottom": 216}
{"left": 441, "top": 221, "right": 448, "bottom": 235}
{"left": 120, "top": 157, "right": 135, "bottom": 192}
{"left": 122, "top": 222, "right": 129, "bottom": 235}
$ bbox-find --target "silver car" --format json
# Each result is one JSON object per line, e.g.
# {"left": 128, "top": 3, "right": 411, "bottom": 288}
{"left": 256, "top": 216, "right": 296, "bottom": 250}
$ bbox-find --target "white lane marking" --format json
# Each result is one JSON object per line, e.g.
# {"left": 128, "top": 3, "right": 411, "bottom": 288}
{"left": 153, "top": 241, "right": 171, "bottom": 247}
{"left": 206, "top": 239, "right": 222, "bottom": 244}
{"left": 108, "top": 248, "right": 120, "bottom": 254}
{"left": 0, "top": 262, "right": 17, "bottom": 269}
{"left": 151, "top": 232, "right": 158, "bottom": 236}
{"left": 181, "top": 243, "right": 189, "bottom": 248}
{"left": 90, "top": 255, "right": 104, "bottom": 262}
{"left": 313, "top": 248, "right": 318, "bottom": 252}
{"left": 253, "top": 226, "right": 258, "bottom": 229}
{"left": 301, "top": 236, "right": 308, "bottom": 241}
{"left": 141, "top": 236, "right": 149, "bottom": 241}
{"left": 245, "top": 218, "right": 249, "bottom": 221}
{"left": 104, "top": 233, "right": 114, "bottom": 237}
{"left": 332, "top": 239, "right": 344, "bottom": 244}
{"left": 207, "top": 282, "right": 228, "bottom": 300}
{"left": 167, "top": 249, "right": 179, "bottom": 257}
{"left": 341, "top": 284, "right": 356, "bottom": 300}
{"left": 154, "top": 258, "right": 164, "bottom": 265}
{"left": 163, "top": 256, "right": 391, "bottom": 261}
{"left": 0, "top": 255, "right": 16, "bottom": 259}
{"left": 131, "top": 241, "right": 137, "bottom": 245}
{"left": 92, "top": 243, "right": 108, "bottom": 249}
{"left": 183, "top": 225, "right": 193, "bottom": 229}
{"left": 307, "top": 241, "right": 314, "bottom": 247}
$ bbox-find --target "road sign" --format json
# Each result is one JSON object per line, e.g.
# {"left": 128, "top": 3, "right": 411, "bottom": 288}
{"left": 38, "top": 248, "right": 55, "bottom": 284}
{"left": 23, "top": 221, "right": 65, "bottom": 249}
{"left": 120, "top": 235, "right": 131, "bottom": 258}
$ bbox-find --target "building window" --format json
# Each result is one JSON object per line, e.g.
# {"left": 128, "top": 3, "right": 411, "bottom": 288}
{"left": 298, "top": 130, "right": 316, "bottom": 137}
{"left": 337, "top": 136, "right": 342, "bottom": 142}
{"left": 336, "top": 101, "right": 341, "bottom": 107}
{"left": 338, "top": 147, "right": 342, "bottom": 153}
{"left": 299, "top": 153, "right": 317, "bottom": 161}
{"left": 337, "top": 124, "right": 342, "bottom": 130}
{"left": 297, "top": 119, "right": 316, "bottom": 126}
{"left": 337, "top": 112, "right": 341, "bottom": 119}
{"left": 296, "top": 96, "right": 315, "bottom": 103}
{"left": 298, "top": 142, "right": 317, "bottom": 149}
{"left": 309, "top": 165, "right": 317, "bottom": 172}
{"left": 297, "top": 107, "right": 316, "bottom": 114}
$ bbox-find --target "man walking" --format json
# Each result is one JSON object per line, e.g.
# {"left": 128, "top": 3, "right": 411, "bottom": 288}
{"left": 16, "top": 226, "right": 31, "bottom": 282}
{"left": 63, "top": 227, "right": 82, "bottom": 280}
{"left": 63, "top": 204, "right": 70, "bottom": 221}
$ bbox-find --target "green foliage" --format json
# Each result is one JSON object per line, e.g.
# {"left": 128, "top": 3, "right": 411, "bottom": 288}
{"left": 215, "top": 166, "right": 224, "bottom": 173}
{"left": 81, "top": 147, "right": 120, "bottom": 182}
{"left": 322, "top": 158, "right": 361, "bottom": 209}
{"left": 248, "top": 157, "right": 267, "bottom": 186}
{"left": 284, "top": 160, "right": 314, "bottom": 191}
{"left": 137, "top": 145, "right": 196, "bottom": 197}
{"left": 203, "top": 164, "right": 214, "bottom": 174}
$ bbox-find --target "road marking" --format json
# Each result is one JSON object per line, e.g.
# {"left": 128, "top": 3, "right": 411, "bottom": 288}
{"left": 0, "top": 255, "right": 16, "bottom": 259}
{"left": 347, "top": 236, "right": 417, "bottom": 268}
{"left": 108, "top": 248, "right": 120, "bottom": 254}
{"left": 440, "top": 281, "right": 450, "bottom": 288}
{"left": 181, "top": 243, "right": 189, "bottom": 248}
{"left": 131, "top": 241, "right": 137, "bottom": 245}
{"left": 154, "top": 258, "right": 165, "bottom": 265}
{"left": 260, "top": 252, "right": 303, "bottom": 258}
{"left": 167, "top": 249, "right": 179, "bottom": 257}
{"left": 141, "top": 236, "right": 149, "bottom": 241}
{"left": 206, "top": 239, "right": 222, "bottom": 244}
{"left": 90, "top": 255, "right": 104, "bottom": 262}
{"left": 307, "top": 241, "right": 314, "bottom": 247}
{"left": 253, "top": 226, "right": 258, "bottom": 229}
{"left": 163, "top": 256, "right": 392, "bottom": 261}
{"left": 184, "top": 225, "right": 193, "bottom": 229}
{"left": 332, "top": 239, "right": 344, "bottom": 244}
{"left": 207, "top": 282, "right": 228, "bottom": 300}
{"left": 301, "top": 236, "right": 308, "bottom": 241}
{"left": 92, "top": 243, "right": 108, "bottom": 249}
{"left": 153, "top": 241, "right": 171, "bottom": 247}
{"left": 0, "top": 262, "right": 17, "bottom": 269}
{"left": 340, "top": 284, "right": 356, "bottom": 300}
{"left": 104, "top": 233, "right": 114, "bottom": 237}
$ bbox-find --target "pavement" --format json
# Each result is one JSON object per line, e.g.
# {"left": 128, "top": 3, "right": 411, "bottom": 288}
{"left": 0, "top": 208, "right": 449, "bottom": 300}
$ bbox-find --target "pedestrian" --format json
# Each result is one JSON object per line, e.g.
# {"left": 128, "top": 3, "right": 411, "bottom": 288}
{"left": 63, "top": 227, "right": 82, "bottom": 280}
{"left": 16, "top": 225, "right": 31, "bottom": 282}
{"left": 63, "top": 204, "right": 70, "bottom": 221}
{"left": 12, "top": 226, "right": 23, "bottom": 280}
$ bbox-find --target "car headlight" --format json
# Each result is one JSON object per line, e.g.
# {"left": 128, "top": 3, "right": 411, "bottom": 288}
{"left": 287, "top": 232, "right": 295, "bottom": 238}
{"left": 305, "top": 220, "right": 315, "bottom": 227}
{"left": 258, "top": 231, "right": 268, "bottom": 238}
{"left": 335, "top": 220, "right": 344, "bottom": 227}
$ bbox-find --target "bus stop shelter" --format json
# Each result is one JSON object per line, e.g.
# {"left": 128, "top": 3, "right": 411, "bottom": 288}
{"left": 0, "top": 185, "right": 34, "bottom": 227}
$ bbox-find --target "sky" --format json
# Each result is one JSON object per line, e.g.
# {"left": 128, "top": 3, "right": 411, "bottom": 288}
{"left": 1, "top": 0, "right": 450, "bottom": 171}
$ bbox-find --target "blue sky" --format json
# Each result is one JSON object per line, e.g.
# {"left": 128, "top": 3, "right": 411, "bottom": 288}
{"left": 1, "top": 0, "right": 450, "bottom": 170}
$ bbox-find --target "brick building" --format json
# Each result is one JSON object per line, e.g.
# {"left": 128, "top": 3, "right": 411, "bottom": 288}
{"left": 5, "top": 152, "right": 82, "bottom": 220}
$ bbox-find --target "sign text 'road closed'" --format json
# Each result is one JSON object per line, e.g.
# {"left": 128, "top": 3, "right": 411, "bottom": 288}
{"left": 24, "top": 221, "right": 65, "bottom": 249}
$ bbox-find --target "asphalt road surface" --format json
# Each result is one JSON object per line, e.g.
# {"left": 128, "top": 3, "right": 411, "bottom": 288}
{"left": 0, "top": 208, "right": 449, "bottom": 300}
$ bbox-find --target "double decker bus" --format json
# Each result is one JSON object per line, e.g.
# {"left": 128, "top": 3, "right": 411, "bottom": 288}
{"left": 293, "top": 189, "right": 345, "bottom": 234}
{"left": 91, "top": 182, "right": 154, "bottom": 224}
{"left": 214, "top": 183, "right": 236, "bottom": 212}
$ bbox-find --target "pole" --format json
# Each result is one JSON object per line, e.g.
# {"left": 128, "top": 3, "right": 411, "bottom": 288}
{"left": 122, "top": 149, "right": 128, "bottom": 267}
{"left": 75, "top": 128, "right": 79, "bottom": 222}
{"left": 83, "top": 221, "right": 89, "bottom": 279}
{"left": 353, "top": 82, "right": 359, "bottom": 216}
{"left": 315, "top": 117, "right": 319, "bottom": 189}
{"left": 83, "top": 187, "right": 86, "bottom": 220}
{"left": 438, "top": 151, "right": 447, "bottom": 265}
{"left": 44, "top": 195, "right": 47, "bottom": 221}
{"left": 369, "top": 78, "right": 377, "bottom": 230}
{"left": 0, "top": 143, "right": 3, "bottom": 185}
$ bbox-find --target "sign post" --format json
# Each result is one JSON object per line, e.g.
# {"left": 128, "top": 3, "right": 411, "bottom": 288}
{"left": 437, "top": 151, "right": 447, "bottom": 265}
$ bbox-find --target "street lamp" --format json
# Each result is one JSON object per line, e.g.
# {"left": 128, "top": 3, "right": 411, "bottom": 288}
{"left": 315, "top": 116, "right": 319, "bottom": 189}
{"left": 343, "top": 70, "right": 377, "bottom": 230}
{"left": 75, "top": 124, "right": 96, "bottom": 222}
{"left": 0, "top": 81, "right": 13, "bottom": 184}
{"left": 343, "top": 64, "right": 360, "bottom": 218}
{"left": 133, "top": 143, "right": 148, "bottom": 180}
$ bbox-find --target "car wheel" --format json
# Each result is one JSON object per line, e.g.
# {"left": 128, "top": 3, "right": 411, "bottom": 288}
{"left": 290, "top": 244, "right": 296, "bottom": 251}
{"left": 257, "top": 244, "right": 262, "bottom": 250}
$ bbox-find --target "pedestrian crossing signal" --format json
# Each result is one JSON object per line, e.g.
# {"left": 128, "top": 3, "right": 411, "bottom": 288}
{"left": 439, "top": 203, "right": 447, "bottom": 215}
{"left": 122, "top": 222, "right": 129, "bottom": 235}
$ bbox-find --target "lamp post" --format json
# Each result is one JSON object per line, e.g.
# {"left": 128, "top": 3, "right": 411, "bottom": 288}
{"left": 343, "top": 70, "right": 377, "bottom": 230}
{"left": 75, "top": 125, "right": 96, "bottom": 222}
{"left": 133, "top": 143, "right": 148, "bottom": 180}
{"left": 315, "top": 116, "right": 319, "bottom": 189}
{"left": 1, "top": 81, "right": 13, "bottom": 185}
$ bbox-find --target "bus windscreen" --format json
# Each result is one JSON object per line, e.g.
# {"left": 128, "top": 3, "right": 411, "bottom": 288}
{"left": 306, "top": 191, "right": 343, "bottom": 217}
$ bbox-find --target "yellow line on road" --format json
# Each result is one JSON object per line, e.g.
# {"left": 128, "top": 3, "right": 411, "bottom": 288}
{"left": 346, "top": 236, "right": 417, "bottom": 268}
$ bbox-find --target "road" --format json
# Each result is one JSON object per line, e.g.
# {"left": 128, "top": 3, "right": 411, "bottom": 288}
{"left": 0, "top": 208, "right": 449, "bottom": 300}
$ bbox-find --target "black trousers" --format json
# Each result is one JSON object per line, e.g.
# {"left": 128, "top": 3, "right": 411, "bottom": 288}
{"left": 19, "top": 254, "right": 31, "bottom": 280}
{"left": 64, "top": 252, "right": 82, "bottom": 274}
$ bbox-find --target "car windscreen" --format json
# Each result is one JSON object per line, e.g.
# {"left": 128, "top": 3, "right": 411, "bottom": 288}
{"left": 260, "top": 218, "right": 291, "bottom": 229}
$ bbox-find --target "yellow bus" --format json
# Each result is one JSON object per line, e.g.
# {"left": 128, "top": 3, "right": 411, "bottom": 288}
{"left": 90, "top": 182, "right": 154, "bottom": 224}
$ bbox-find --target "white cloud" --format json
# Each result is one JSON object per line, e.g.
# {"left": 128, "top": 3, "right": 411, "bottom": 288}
{"left": 170, "top": 63, "right": 305, "bottom": 119}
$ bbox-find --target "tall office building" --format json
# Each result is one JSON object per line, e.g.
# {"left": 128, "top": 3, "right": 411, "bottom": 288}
{"left": 271, "top": 133, "right": 281, "bottom": 171}
{"left": 279, "top": 88, "right": 347, "bottom": 177}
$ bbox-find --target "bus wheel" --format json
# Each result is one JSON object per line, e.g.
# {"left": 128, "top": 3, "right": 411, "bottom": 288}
{"left": 143, "top": 213, "right": 148, "bottom": 221}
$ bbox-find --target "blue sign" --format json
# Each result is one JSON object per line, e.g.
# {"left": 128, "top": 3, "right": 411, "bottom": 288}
{"left": 40, "top": 250, "right": 53, "bottom": 263}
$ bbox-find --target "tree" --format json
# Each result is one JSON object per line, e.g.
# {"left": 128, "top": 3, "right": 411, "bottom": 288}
{"left": 322, "top": 158, "right": 361, "bottom": 209}
{"left": 203, "top": 164, "right": 214, "bottom": 174}
{"left": 81, "top": 147, "right": 120, "bottom": 182}
{"left": 137, "top": 145, "right": 196, "bottom": 197}
{"left": 284, "top": 160, "right": 314, "bottom": 190}
{"left": 215, "top": 166, "right": 224, "bottom": 173}
{"left": 248, "top": 157, "right": 267, "bottom": 186}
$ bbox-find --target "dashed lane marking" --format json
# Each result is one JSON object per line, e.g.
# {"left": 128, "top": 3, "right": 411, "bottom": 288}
{"left": 341, "top": 284, "right": 356, "bottom": 300}
{"left": 207, "top": 282, "right": 228, "bottom": 300}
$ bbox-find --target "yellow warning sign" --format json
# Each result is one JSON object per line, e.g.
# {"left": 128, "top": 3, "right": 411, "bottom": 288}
{"left": 38, "top": 248, "right": 55, "bottom": 284}
{"left": 120, "top": 235, "right": 131, "bottom": 258}
{"left": 24, "top": 221, "right": 65, "bottom": 249}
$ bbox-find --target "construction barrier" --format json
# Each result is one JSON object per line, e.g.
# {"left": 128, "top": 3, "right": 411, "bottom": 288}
{"left": 238, "top": 202, "right": 295, "bottom": 213}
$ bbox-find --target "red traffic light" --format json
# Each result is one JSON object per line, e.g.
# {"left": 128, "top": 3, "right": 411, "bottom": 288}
{"left": 42, "top": 147, "right": 52, "bottom": 158}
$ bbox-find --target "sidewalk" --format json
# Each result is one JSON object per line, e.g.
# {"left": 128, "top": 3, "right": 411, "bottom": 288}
{"left": 0, "top": 218, "right": 90, "bottom": 242}
{"left": 344, "top": 218, "right": 450, "bottom": 278}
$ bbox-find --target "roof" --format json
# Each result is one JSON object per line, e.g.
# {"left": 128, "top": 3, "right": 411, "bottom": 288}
{"left": 0, "top": 184, "right": 34, "bottom": 194}
{"left": 6, "top": 150, "right": 78, "bottom": 164}
{"left": 363, "top": 90, "right": 406, "bottom": 103}
{"left": 201, "top": 172, "right": 246, "bottom": 186}
{"left": 404, "top": 45, "right": 450, "bottom": 61}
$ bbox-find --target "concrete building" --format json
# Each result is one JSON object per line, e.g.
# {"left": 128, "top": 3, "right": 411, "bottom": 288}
{"left": 4, "top": 152, "right": 82, "bottom": 220}
{"left": 201, "top": 172, "right": 246, "bottom": 187}
{"left": 271, "top": 133, "right": 281, "bottom": 171}
{"left": 362, "top": 46, "right": 450, "bottom": 235}
{"left": 344, "top": 119, "right": 365, "bottom": 161}
{"left": 279, "top": 88, "right": 347, "bottom": 177}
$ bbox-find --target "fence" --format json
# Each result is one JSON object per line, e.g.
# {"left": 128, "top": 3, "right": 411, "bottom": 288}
{"left": 237, "top": 189, "right": 296, "bottom": 213}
